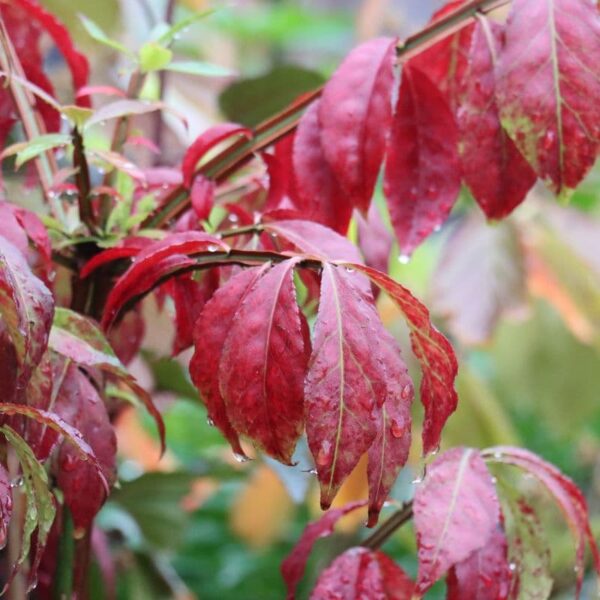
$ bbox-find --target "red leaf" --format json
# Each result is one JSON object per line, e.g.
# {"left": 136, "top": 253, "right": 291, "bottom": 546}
{"left": 107, "top": 308, "right": 145, "bottom": 365}
{"left": 54, "top": 363, "right": 116, "bottom": 531}
{"left": 181, "top": 124, "right": 251, "bottom": 187}
{"left": 305, "top": 263, "right": 411, "bottom": 509}
{"left": 367, "top": 333, "right": 413, "bottom": 526}
{"left": 310, "top": 547, "right": 414, "bottom": 600}
{"left": 0, "top": 235, "right": 54, "bottom": 389}
{"left": 13, "top": 0, "right": 90, "bottom": 105}
{"left": 262, "top": 152, "right": 288, "bottom": 212}
{"left": 281, "top": 500, "right": 366, "bottom": 599}
{"left": 219, "top": 259, "right": 309, "bottom": 463}
{"left": 190, "top": 266, "right": 269, "bottom": 457}
{"left": 0, "top": 464, "right": 12, "bottom": 551}
{"left": 292, "top": 101, "right": 353, "bottom": 233}
{"left": 80, "top": 237, "right": 152, "bottom": 279}
{"left": 408, "top": 1, "right": 472, "bottom": 112}
{"left": 347, "top": 264, "right": 458, "bottom": 454}
{"left": 384, "top": 66, "right": 461, "bottom": 257}
{"left": 458, "top": 19, "right": 536, "bottom": 218}
{"left": 485, "top": 446, "right": 600, "bottom": 596}
{"left": 495, "top": 0, "right": 600, "bottom": 201}
{"left": 101, "top": 232, "right": 228, "bottom": 328}
{"left": 413, "top": 448, "right": 500, "bottom": 595}
{"left": 190, "top": 176, "right": 215, "bottom": 221}
{"left": 446, "top": 526, "right": 512, "bottom": 600}
{"left": 319, "top": 37, "right": 397, "bottom": 213}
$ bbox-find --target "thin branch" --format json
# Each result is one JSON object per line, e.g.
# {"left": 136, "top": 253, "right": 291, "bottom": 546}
{"left": 361, "top": 502, "right": 414, "bottom": 550}
{"left": 72, "top": 127, "right": 96, "bottom": 231}
{"left": 142, "top": 0, "right": 511, "bottom": 230}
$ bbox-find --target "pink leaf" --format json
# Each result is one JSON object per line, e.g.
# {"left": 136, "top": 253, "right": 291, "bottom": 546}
{"left": 305, "top": 263, "right": 412, "bottom": 509}
{"left": 346, "top": 264, "right": 458, "bottom": 454}
{"left": 219, "top": 259, "right": 309, "bottom": 463}
{"left": 319, "top": 37, "right": 397, "bottom": 213}
{"left": 458, "top": 19, "right": 536, "bottom": 218}
{"left": 190, "top": 266, "right": 269, "bottom": 457}
{"left": 495, "top": 0, "right": 600, "bottom": 201}
{"left": 190, "top": 175, "right": 215, "bottom": 221}
{"left": 413, "top": 448, "right": 500, "bottom": 595}
{"left": 384, "top": 66, "right": 461, "bottom": 257}
{"left": 281, "top": 500, "right": 366, "bottom": 599}
{"left": 310, "top": 547, "right": 415, "bottom": 600}
{"left": 182, "top": 124, "right": 251, "bottom": 187}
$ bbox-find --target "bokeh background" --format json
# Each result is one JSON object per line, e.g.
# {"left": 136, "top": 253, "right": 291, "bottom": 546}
{"left": 12, "top": 0, "right": 600, "bottom": 597}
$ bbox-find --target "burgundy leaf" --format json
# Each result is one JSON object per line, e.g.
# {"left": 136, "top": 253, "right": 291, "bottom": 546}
{"left": 413, "top": 448, "right": 500, "bottom": 595}
{"left": 485, "top": 446, "right": 600, "bottom": 596}
{"left": 305, "top": 263, "right": 411, "bottom": 509}
{"left": 0, "top": 235, "right": 54, "bottom": 389}
{"left": 347, "top": 264, "right": 458, "bottom": 454}
{"left": 107, "top": 308, "right": 145, "bottom": 365}
{"left": 190, "top": 175, "right": 215, "bottom": 221}
{"left": 310, "top": 547, "right": 414, "bottom": 600}
{"left": 384, "top": 66, "right": 461, "bottom": 257}
{"left": 281, "top": 500, "right": 366, "bottom": 599}
{"left": 262, "top": 152, "right": 288, "bottom": 212}
{"left": 446, "top": 526, "right": 512, "bottom": 600}
{"left": 190, "top": 266, "right": 269, "bottom": 457}
{"left": 0, "top": 463, "right": 12, "bottom": 550}
{"left": 319, "top": 37, "right": 397, "bottom": 213}
{"left": 101, "top": 232, "right": 228, "bottom": 328}
{"left": 458, "top": 19, "right": 536, "bottom": 218}
{"left": 219, "top": 259, "right": 309, "bottom": 463}
{"left": 80, "top": 237, "right": 152, "bottom": 279}
{"left": 367, "top": 333, "right": 413, "bottom": 526}
{"left": 182, "top": 124, "right": 251, "bottom": 187}
{"left": 54, "top": 363, "right": 116, "bottom": 531}
{"left": 495, "top": 0, "right": 600, "bottom": 201}
{"left": 430, "top": 213, "right": 526, "bottom": 346}
{"left": 292, "top": 101, "right": 353, "bottom": 233}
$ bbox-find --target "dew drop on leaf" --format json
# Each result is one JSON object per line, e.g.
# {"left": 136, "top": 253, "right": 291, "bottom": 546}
{"left": 207, "top": 244, "right": 219, "bottom": 252}
{"left": 398, "top": 254, "right": 411, "bottom": 265}
{"left": 233, "top": 452, "right": 250, "bottom": 463}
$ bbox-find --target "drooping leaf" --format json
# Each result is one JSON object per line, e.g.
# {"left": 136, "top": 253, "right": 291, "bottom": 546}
{"left": 281, "top": 500, "right": 366, "bottom": 599}
{"left": 54, "top": 362, "right": 116, "bottom": 531}
{"left": 48, "top": 308, "right": 165, "bottom": 454}
{"left": 305, "top": 263, "right": 412, "bottom": 509}
{"left": 80, "top": 236, "right": 152, "bottom": 279}
{"left": 413, "top": 448, "right": 500, "bottom": 595}
{"left": 101, "top": 232, "right": 228, "bottom": 329}
{"left": 0, "top": 235, "right": 54, "bottom": 389}
{"left": 346, "top": 264, "right": 458, "bottom": 454}
{"left": 190, "top": 266, "right": 269, "bottom": 457}
{"left": 79, "top": 14, "right": 131, "bottom": 56}
{"left": 384, "top": 66, "right": 461, "bottom": 257}
{"left": 319, "top": 37, "right": 397, "bottom": 213}
{"left": 219, "top": 259, "right": 309, "bottom": 464}
{"left": 0, "top": 426, "right": 55, "bottom": 590}
{"left": 0, "top": 463, "right": 12, "bottom": 551}
{"left": 181, "top": 124, "right": 252, "bottom": 187}
{"left": 190, "top": 175, "right": 215, "bottom": 221}
{"left": 292, "top": 101, "right": 353, "bottom": 233}
{"left": 430, "top": 213, "right": 526, "bottom": 345}
{"left": 484, "top": 446, "right": 600, "bottom": 596}
{"left": 458, "top": 19, "right": 536, "bottom": 218}
{"left": 446, "top": 526, "right": 512, "bottom": 600}
{"left": 495, "top": 0, "right": 600, "bottom": 201}
{"left": 1, "top": 134, "right": 71, "bottom": 168}
{"left": 309, "top": 547, "right": 415, "bottom": 600}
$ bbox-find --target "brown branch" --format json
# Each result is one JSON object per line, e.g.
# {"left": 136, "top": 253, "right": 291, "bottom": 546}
{"left": 361, "top": 502, "right": 414, "bottom": 550}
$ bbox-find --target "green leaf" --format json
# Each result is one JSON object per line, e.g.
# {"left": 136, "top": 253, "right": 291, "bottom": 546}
{"left": 79, "top": 14, "right": 133, "bottom": 56}
{"left": 139, "top": 42, "right": 173, "bottom": 73}
{"left": 125, "top": 195, "right": 157, "bottom": 229}
{"left": 1, "top": 134, "right": 71, "bottom": 168}
{"left": 165, "top": 60, "right": 234, "bottom": 78}
{"left": 1, "top": 426, "right": 56, "bottom": 579}
{"left": 61, "top": 105, "right": 94, "bottom": 129}
{"left": 153, "top": 10, "right": 214, "bottom": 46}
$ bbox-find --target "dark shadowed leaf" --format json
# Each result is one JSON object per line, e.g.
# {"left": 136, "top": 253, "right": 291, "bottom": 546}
{"left": 319, "top": 37, "right": 397, "bottom": 213}
{"left": 0, "top": 463, "right": 12, "bottom": 551}
{"left": 305, "top": 263, "right": 412, "bottom": 509}
{"left": 219, "top": 259, "right": 309, "bottom": 464}
{"left": 413, "top": 448, "right": 500, "bottom": 595}
{"left": 281, "top": 500, "right": 366, "bottom": 599}
{"left": 496, "top": 0, "right": 600, "bottom": 201}
{"left": 347, "top": 264, "right": 458, "bottom": 454}
{"left": 309, "top": 547, "right": 414, "bottom": 600}
{"left": 384, "top": 66, "right": 461, "bottom": 257}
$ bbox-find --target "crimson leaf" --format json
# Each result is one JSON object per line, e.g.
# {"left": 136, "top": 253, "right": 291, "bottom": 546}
{"left": 0, "top": 463, "right": 11, "bottom": 551}
{"left": 413, "top": 447, "right": 500, "bottom": 595}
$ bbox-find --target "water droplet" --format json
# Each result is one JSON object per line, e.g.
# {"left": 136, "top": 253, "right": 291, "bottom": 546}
{"left": 307, "top": 468, "right": 317, "bottom": 476}
{"left": 206, "top": 417, "right": 215, "bottom": 427}
{"left": 433, "top": 224, "right": 442, "bottom": 233}
{"left": 61, "top": 453, "right": 78, "bottom": 472}
{"left": 390, "top": 419, "right": 405, "bottom": 439}
{"left": 74, "top": 527, "right": 86, "bottom": 540}
{"left": 412, "top": 476, "right": 423, "bottom": 484}
{"left": 207, "top": 244, "right": 219, "bottom": 252}
{"left": 233, "top": 452, "right": 250, "bottom": 463}
{"left": 400, "top": 383, "right": 413, "bottom": 400}
{"left": 229, "top": 213, "right": 239, "bottom": 223}
{"left": 493, "top": 451, "right": 502, "bottom": 460}
{"left": 345, "top": 267, "right": 355, "bottom": 274}
{"left": 509, "top": 562, "right": 516, "bottom": 572}
{"left": 398, "top": 254, "right": 411, "bottom": 265}
{"left": 317, "top": 441, "right": 332, "bottom": 466}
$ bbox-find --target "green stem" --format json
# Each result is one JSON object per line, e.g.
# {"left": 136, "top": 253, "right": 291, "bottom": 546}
{"left": 53, "top": 509, "right": 75, "bottom": 600}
